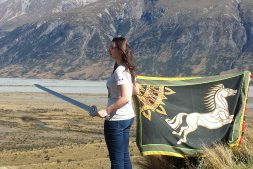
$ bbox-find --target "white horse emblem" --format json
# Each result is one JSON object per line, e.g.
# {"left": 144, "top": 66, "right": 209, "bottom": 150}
{"left": 165, "top": 84, "right": 237, "bottom": 144}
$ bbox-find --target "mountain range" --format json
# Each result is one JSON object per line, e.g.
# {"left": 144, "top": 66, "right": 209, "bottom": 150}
{"left": 0, "top": 0, "right": 252, "bottom": 80}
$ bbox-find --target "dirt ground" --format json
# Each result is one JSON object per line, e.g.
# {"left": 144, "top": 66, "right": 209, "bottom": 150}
{"left": 0, "top": 93, "right": 252, "bottom": 169}
{"left": 0, "top": 93, "right": 145, "bottom": 169}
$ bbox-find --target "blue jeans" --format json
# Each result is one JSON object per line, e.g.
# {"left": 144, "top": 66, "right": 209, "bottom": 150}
{"left": 104, "top": 118, "right": 134, "bottom": 169}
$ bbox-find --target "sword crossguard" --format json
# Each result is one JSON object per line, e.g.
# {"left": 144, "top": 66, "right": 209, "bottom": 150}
{"left": 89, "top": 105, "right": 98, "bottom": 117}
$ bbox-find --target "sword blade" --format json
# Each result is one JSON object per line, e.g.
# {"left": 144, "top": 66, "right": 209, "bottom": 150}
{"left": 34, "top": 84, "right": 93, "bottom": 113}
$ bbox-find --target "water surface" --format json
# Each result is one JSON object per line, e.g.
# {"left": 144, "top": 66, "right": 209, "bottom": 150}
{"left": 0, "top": 78, "right": 107, "bottom": 94}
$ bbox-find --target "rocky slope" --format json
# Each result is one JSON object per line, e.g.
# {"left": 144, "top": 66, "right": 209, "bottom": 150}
{"left": 0, "top": 0, "right": 252, "bottom": 79}
{"left": 0, "top": 0, "right": 98, "bottom": 28}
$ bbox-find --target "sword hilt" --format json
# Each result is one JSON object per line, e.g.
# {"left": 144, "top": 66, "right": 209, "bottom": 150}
{"left": 89, "top": 105, "right": 110, "bottom": 120}
{"left": 104, "top": 114, "right": 110, "bottom": 120}
{"left": 89, "top": 105, "right": 98, "bottom": 117}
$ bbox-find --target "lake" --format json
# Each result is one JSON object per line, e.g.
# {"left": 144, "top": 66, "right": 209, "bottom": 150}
{"left": 0, "top": 77, "right": 252, "bottom": 96}
{"left": 0, "top": 78, "right": 107, "bottom": 94}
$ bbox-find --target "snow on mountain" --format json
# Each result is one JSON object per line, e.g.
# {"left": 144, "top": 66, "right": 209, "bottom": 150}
{"left": 0, "top": 0, "right": 98, "bottom": 28}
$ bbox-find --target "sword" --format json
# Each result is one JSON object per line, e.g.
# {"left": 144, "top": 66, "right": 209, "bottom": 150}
{"left": 34, "top": 84, "right": 109, "bottom": 119}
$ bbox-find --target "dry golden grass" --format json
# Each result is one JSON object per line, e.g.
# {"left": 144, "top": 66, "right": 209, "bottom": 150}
{"left": 137, "top": 155, "right": 199, "bottom": 169}
{"left": 0, "top": 92, "right": 143, "bottom": 169}
{"left": 200, "top": 117, "right": 253, "bottom": 169}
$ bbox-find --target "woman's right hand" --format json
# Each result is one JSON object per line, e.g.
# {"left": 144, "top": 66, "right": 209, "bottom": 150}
{"left": 97, "top": 109, "right": 109, "bottom": 118}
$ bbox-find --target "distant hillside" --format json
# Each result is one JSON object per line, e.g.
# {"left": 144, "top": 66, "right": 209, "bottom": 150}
{"left": 0, "top": 0, "right": 98, "bottom": 30}
{"left": 0, "top": 0, "right": 252, "bottom": 80}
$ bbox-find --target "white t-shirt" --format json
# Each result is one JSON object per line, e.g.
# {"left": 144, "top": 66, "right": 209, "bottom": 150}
{"left": 106, "top": 65, "right": 135, "bottom": 121}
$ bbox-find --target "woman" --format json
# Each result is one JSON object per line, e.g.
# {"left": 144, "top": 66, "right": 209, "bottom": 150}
{"left": 97, "top": 37, "right": 139, "bottom": 169}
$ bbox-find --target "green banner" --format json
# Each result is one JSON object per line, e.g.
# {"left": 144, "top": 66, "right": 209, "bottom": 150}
{"left": 133, "top": 71, "right": 251, "bottom": 157}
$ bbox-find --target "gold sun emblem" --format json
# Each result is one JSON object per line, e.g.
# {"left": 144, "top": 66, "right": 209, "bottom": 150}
{"left": 136, "top": 85, "right": 175, "bottom": 121}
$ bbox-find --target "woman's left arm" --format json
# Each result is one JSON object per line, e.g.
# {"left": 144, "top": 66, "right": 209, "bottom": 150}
{"left": 97, "top": 84, "right": 130, "bottom": 118}
{"left": 133, "top": 83, "right": 140, "bottom": 95}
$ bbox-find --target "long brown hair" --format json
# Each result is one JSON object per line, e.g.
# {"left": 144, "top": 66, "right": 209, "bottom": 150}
{"left": 112, "top": 37, "right": 136, "bottom": 84}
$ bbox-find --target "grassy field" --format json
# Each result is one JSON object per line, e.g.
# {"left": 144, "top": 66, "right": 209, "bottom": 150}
{"left": 0, "top": 92, "right": 144, "bottom": 169}
{"left": 0, "top": 93, "right": 252, "bottom": 169}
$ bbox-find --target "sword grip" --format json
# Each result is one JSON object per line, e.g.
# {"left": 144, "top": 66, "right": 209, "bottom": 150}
{"left": 89, "top": 105, "right": 98, "bottom": 117}
{"left": 105, "top": 114, "right": 110, "bottom": 120}
{"left": 89, "top": 106, "right": 110, "bottom": 120}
